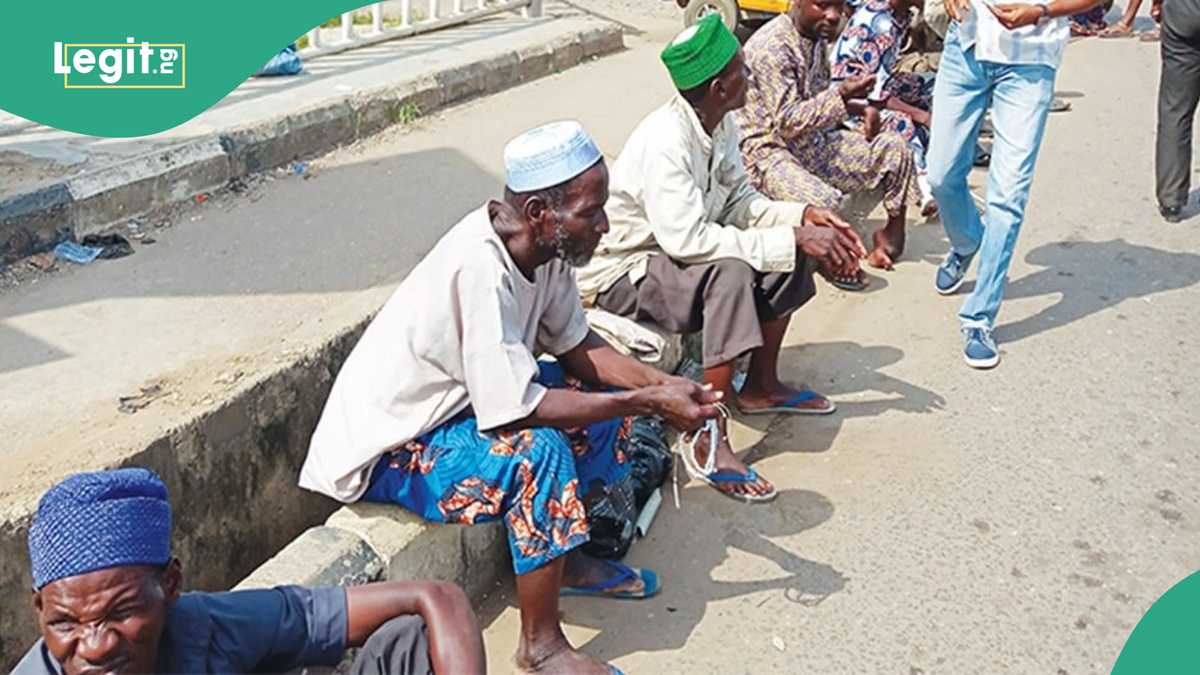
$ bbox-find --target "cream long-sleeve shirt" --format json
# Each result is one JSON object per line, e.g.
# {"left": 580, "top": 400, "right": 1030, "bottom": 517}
{"left": 574, "top": 95, "right": 809, "bottom": 303}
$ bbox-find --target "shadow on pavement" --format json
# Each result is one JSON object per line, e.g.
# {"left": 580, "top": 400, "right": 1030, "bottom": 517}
{"left": 740, "top": 340, "right": 946, "bottom": 459}
{"left": 569, "top": 487, "right": 846, "bottom": 661}
{"left": 996, "top": 238, "right": 1200, "bottom": 343}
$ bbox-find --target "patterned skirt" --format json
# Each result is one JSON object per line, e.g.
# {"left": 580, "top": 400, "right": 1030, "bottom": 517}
{"left": 362, "top": 361, "right": 632, "bottom": 575}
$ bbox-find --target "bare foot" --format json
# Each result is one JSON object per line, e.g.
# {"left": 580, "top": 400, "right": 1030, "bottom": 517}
{"left": 691, "top": 417, "right": 774, "bottom": 499}
{"left": 561, "top": 552, "right": 645, "bottom": 596}
{"left": 516, "top": 634, "right": 612, "bottom": 675}
{"left": 1099, "top": 21, "right": 1134, "bottom": 37}
{"left": 868, "top": 226, "right": 904, "bottom": 270}
{"left": 739, "top": 382, "right": 832, "bottom": 414}
{"left": 1071, "top": 21, "right": 1098, "bottom": 37}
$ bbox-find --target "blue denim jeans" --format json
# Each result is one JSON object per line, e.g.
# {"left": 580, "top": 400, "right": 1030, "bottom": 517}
{"left": 927, "top": 26, "right": 1057, "bottom": 330}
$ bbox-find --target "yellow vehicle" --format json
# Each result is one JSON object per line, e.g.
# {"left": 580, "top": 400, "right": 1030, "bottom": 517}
{"left": 676, "top": 0, "right": 790, "bottom": 32}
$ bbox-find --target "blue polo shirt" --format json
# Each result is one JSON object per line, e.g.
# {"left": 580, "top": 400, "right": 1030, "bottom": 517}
{"left": 13, "top": 586, "right": 347, "bottom": 674}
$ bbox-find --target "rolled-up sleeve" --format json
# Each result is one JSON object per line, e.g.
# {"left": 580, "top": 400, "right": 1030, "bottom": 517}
{"left": 642, "top": 144, "right": 796, "bottom": 273}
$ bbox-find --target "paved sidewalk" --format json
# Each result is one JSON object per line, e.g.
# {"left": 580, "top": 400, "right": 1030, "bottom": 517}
{"left": 0, "top": 3, "right": 620, "bottom": 262}
{"left": 0, "top": 6, "right": 589, "bottom": 202}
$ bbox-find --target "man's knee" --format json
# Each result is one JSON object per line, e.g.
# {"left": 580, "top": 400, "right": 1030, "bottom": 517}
{"left": 926, "top": 154, "right": 958, "bottom": 197}
{"left": 705, "top": 259, "right": 757, "bottom": 292}
{"left": 874, "top": 130, "right": 911, "bottom": 159}
{"left": 523, "top": 428, "right": 574, "bottom": 466}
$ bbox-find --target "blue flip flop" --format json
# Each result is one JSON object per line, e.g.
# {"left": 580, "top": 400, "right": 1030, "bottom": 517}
{"left": 699, "top": 467, "right": 778, "bottom": 503}
{"left": 740, "top": 390, "right": 836, "bottom": 416}
{"left": 560, "top": 560, "right": 661, "bottom": 600}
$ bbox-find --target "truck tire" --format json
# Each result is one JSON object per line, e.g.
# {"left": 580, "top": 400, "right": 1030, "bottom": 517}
{"left": 683, "top": 0, "right": 740, "bottom": 31}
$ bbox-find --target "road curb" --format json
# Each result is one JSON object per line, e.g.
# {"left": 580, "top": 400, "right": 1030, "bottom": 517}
{"left": 236, "top": 504, "right": 510, "bottom": 606}
{"left": 0, "top": 21, "right": 624, "bottom": 265}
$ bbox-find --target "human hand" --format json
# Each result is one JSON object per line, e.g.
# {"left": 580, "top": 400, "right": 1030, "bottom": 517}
{"left": 862, "top": 105, "right": 882, "bottom": 141}
{"left": 988, "top": 2, "right": 1045, "bottom": 29}
{"left": 945, "top": 0, "right": 972, "bottom": 22}
{"left": 804, "top": 206, "right": 869, "bottom": 255}
{"left": 838, "top": 74, "right": 877, "bottom": 102}
{"left": 640, "top": 381, "right": 721, "bottom": 432}
{"left": 1151, "top": 0, "right": 1162, "bottom": 22}
{"left": 794, "top": 216, "right": 868, "bottom": 270}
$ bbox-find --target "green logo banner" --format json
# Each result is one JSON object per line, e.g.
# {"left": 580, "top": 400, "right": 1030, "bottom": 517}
{"left": 1, "top": 1, "right": 371, "bottom": 137}
{"left": 1111, "top": 571, "right": 1200, "bottom": 673}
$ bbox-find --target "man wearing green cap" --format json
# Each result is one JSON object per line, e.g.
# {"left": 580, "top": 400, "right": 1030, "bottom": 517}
{"left": 576, "top": 14, "right": 868, "bottom": 504}
{"left": 736, "top": 0, "right": 923, "bottom": 283}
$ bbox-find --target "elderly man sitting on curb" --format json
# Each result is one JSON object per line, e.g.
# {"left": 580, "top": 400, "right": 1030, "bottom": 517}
{"left": 300, "top": 120, "right": 721, "bottom": 674}
{"left": 576, "top": 16, "right": 867, "bottom": 505}
{"left": 14, "top": 468, "right": 484, "bottom": 675}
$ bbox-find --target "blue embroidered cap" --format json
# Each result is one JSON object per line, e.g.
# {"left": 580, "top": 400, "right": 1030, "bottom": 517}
{"left": 29, "top": 468, "right": 172, "bottom": 590}
{"left": 504, "top": 120, "right": 603, "bottom": 192}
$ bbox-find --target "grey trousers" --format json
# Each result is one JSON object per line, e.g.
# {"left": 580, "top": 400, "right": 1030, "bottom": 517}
{"left": 596, "top": 255, "right": 815, "bottom": 368}
{"left": 348, "top": 615, "right": 432, "bottom": 675}
{"left": 1157, "top": 0, "right": 1200, "bottom": 209}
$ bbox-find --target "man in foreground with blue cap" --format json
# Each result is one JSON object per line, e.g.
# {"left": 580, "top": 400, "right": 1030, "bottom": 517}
{"left": 15, "top": 468, "right": 485, "bottom": 674}
{"left": 301, "top": 120, "right": 721, "bottom": 674}
{"left": 577, "top": 16, "right": 868, "bottom": 505}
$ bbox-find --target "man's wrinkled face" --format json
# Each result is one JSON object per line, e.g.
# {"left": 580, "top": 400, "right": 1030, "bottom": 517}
{"left": 34, "top": 563, "right": 180, "bottom": 675}
{"left": 794, "top": 0, "right": 846, "bottom": 40}
{"left": 540, "top": 162, "right": 610, "bottom": 267}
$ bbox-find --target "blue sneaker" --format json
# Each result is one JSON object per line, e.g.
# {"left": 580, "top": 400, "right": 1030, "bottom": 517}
{"left": 962, "top": 327, "right": 999, "bottom": 369}
{"left": 935, "top": 250, "right": 972, "bottom": 295}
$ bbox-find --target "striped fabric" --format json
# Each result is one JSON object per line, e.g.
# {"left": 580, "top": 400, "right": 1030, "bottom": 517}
{"left": 956, "top": 0, "right": 1070, "bottom": 69}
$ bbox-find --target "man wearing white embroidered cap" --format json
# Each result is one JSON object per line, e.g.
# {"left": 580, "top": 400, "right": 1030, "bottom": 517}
{"left": 301, "top": 121, "right": 721, "bottom": 674}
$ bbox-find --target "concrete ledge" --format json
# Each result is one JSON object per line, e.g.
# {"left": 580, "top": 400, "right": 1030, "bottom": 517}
{"left": 0, "top": 19, "right": 624, "bottom": 265}
{"left": 237, "top": 526, "right": 385, "bottom": 589}
{"left": 237, "top": 503, "right": 511, "bottom": 606}
{"left": 0, "top": 184, "right": 73, "bottom": 263}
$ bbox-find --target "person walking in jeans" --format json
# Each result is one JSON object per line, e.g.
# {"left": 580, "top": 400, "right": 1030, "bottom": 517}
{"left": 1155, "top": 0, "right": 1200, "bottom": 222}
{"left": 927, "top": 0, "right": 1097, "bottom": 368}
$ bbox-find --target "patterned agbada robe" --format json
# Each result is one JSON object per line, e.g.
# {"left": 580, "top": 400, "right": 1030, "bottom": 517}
{"left": 735, "top": 14, "right": 920, "bottom": 215}
{"left": 830, "top": 0, "right": 935, "bottom": 172}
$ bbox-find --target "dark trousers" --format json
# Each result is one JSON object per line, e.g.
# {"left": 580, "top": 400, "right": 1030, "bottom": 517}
{"left": 348, "top": 615, "right": 433, "bottom": 675}
{"left": 596, "top": 256, "right": 815, "bottom": 369}
{"left": 1157, "top": 0, "right": 1200, "bottom": 209}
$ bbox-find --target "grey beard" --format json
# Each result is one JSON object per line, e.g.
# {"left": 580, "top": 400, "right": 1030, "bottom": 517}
{"left": 549, "top": 223, "right": 592, "bottom": 268}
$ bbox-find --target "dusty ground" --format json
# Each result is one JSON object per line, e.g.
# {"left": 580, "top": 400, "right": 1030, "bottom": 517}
{"left": 1, "top": 2, "right": 1196, "bottom": 673}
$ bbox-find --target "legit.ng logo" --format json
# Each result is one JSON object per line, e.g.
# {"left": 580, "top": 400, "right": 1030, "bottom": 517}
{"left": 52, "top": 38, "right": 185, "bottom": 89}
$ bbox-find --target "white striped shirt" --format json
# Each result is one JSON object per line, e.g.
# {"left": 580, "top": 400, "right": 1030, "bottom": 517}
{"left": 957, "top": 0, "right": 1070, "bottom": 69}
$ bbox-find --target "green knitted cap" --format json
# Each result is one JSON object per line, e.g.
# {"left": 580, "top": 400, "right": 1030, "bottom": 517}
{"left": 660, "top": 14, "right": 740, "bottom": 92}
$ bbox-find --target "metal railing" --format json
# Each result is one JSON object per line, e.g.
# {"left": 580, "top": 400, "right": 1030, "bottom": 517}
{"left": 303, "top": 0, "right": 544, "bottom": 59}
